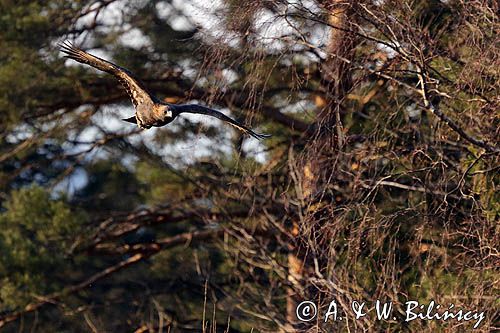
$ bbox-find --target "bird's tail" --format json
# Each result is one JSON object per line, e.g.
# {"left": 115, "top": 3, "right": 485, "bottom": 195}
{"left": 122, "top": 116, "right": 137, "bottom": 124}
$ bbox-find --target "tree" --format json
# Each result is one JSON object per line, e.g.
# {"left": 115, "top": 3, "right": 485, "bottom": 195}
{"left": 0, "top": 0, "right": 498, "bottom": 332}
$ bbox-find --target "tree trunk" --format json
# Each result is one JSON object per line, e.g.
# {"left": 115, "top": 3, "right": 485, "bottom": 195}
{"left": 285, "top": 1, "right": 358, "bottom": 330}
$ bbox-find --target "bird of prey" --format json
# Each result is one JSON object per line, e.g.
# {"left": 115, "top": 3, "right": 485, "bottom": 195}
{"left": 59, "top": 41, "right": 270, "bottom": 140}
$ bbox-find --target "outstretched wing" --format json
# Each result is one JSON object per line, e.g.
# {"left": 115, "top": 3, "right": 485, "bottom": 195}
{"left": 171, "top": 104, "right": 271, "bottom": 140}
{"left": 59, "top": 41, "right": 156, "bottom": 109}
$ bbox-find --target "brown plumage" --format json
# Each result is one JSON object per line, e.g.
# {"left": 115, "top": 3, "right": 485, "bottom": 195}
{"left": 59, "top": 41, "right": 270, "bottom": 140}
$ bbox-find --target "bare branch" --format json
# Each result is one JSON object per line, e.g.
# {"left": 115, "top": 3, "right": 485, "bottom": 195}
{"left": 0, "top": 229, "right": 222, "bottom": 328}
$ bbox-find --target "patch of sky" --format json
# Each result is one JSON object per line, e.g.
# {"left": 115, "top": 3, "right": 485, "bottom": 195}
{"left": 242, "top": 137, "right": 268, "bottom": 164}
{"left": 280, "top": 99, "right": 315, "bottom": 115}
{"left": 376, "top": 42, "right": 398, "bottom": 59}
{"left": 405, "top": 103, "right": 421, "bottom": 120}
{"left": 118, "top": 27, "right": 152, "bottom": 49}
{"left": 52, "top": 167, "right": 88, "bottom": 198}
{"left": 177, "top": 0, "right": 224, "bottom": 32}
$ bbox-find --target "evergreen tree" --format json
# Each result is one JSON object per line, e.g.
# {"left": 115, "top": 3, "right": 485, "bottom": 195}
{"left": 0, "top": 0, "right": 498, "bottom": 331}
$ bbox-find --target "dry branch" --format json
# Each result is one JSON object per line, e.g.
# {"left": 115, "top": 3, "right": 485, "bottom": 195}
{"left": 0, "top": 229, "right": 223, "bottom": 328}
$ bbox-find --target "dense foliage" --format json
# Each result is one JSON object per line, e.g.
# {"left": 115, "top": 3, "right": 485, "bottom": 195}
{"left": 0, "top": 0, "right": 498, "bottom": 332}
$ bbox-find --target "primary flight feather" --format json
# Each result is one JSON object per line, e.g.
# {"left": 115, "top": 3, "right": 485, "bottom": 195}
{"left": 59, "top": 41, "right": 270, "bottom": 140}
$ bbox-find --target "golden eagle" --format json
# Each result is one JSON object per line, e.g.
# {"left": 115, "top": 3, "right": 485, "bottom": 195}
{"left": 60, "top": 42, "right": 270, "bottom": 140}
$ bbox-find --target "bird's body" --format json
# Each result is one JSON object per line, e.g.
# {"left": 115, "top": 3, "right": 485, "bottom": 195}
{"left": 59, "top": 42, "right": 270, "bottom": 139}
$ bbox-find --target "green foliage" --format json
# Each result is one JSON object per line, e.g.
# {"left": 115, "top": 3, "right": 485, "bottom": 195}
{"left": 75, "top": 160, "right": 144, "bottom": 212}
{"left": 136, "top": 161, "right": 192, "bottom": 205}
{"left": 0, "top": 186, "right": 83, "bottom": 309}
{"left": 0, "top": 0, "right": 497, "bottom": 331}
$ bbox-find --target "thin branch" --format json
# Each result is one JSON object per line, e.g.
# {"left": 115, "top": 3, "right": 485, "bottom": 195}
{"left": 417, "top": 69, "right": 499, "bottom": 153}
{"left": 0, "top": 229, "right": 223, "bottom": 328}
{"left": 294, "top": 37, "right": 499, "bottom": 153}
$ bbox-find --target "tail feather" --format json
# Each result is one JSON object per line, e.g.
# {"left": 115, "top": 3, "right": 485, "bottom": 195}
{"left": 122, "top": 116, "right": 137, "bottom": 124}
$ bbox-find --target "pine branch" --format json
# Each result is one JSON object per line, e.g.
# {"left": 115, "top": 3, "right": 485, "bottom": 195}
{"left": 0, "top": 229, "right": 223, "bottom": 328}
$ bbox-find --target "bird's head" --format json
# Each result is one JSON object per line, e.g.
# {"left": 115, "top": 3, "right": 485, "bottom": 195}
{"left": 155, "top": 104, "right": 173, "bottom": 120}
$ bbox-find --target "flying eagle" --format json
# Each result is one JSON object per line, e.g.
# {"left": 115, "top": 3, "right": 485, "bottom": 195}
{"left": 59, "top": 41, "right": 270, "bottom": 140}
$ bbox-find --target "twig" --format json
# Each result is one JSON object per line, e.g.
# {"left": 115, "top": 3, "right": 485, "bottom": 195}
{"left": 0, "top": 229, "right": 222, "bottom": 328}
{"left": 417, "top": 68, "right": 499, "bottom": 153}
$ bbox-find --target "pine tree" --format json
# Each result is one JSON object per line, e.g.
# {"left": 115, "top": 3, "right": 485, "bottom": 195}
{"left": 0, "top": 1, "right": 497, "bottom": 331}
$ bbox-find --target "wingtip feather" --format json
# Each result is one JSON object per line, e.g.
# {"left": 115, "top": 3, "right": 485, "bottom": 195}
{"left": 59, "top": 41, "right": 85, "bottom": 59}
{"left": 249, "top": 132, "right": 272, "bottom": 140}
{"left": 59, "top": 40, "right": 75, "bottom": 52}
